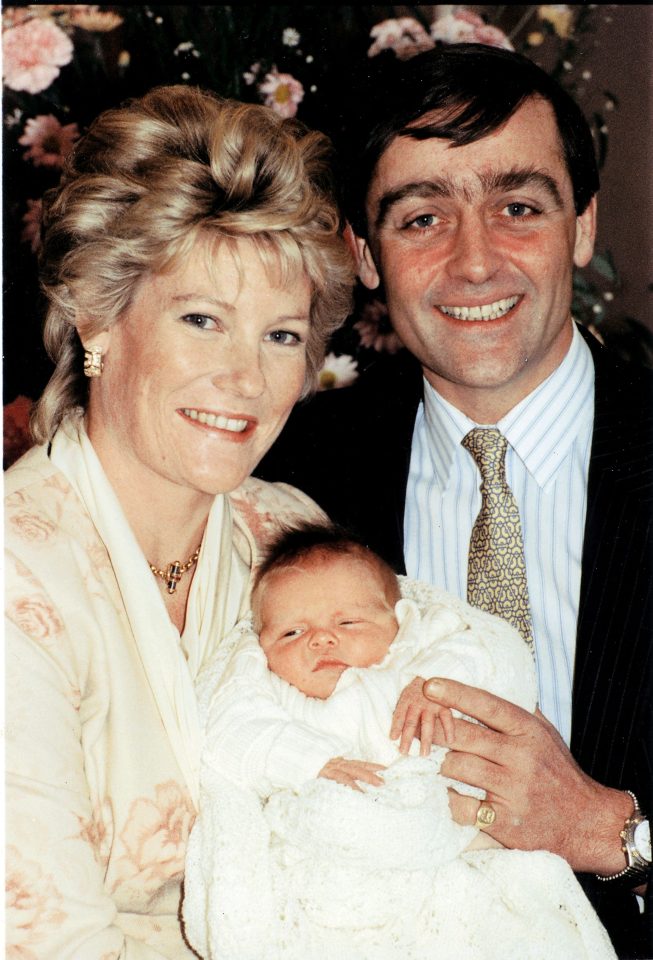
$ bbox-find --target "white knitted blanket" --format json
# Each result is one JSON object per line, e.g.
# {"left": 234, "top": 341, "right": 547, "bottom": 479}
{"left": 183, "top": 579, "right": 616, "bottom": 960}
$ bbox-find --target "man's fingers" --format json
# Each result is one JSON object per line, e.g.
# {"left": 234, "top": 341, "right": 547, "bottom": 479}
{"left": 440, "top": 707, "right": 454, "bottom": 745}
{"left": 423, "top": 677, "right": 530, "bottom": 736}
{"left": 440, "top": 749, "right": 510, "bottom": 799}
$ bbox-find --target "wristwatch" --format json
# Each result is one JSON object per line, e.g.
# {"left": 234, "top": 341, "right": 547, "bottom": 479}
{"left": 597, "top": 790, "right": 651, "bottom": 886}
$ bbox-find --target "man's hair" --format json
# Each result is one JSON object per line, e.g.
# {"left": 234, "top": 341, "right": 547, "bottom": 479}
{"left": 252, "top": 521, "right": 401, "bottom": 607}
{"left": 342, "top": 42, "right": 599, "bottom": 237}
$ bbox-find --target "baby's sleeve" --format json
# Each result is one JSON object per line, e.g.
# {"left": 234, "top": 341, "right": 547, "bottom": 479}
{"left": 393, "top": 597, "right": 537, "bottom": 712}
{"left": 201, "top": 629, "right": 350, "bottom": 797}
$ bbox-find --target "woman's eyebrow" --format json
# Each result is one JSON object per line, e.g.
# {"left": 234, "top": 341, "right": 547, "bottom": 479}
{"left": 374, "top": 166, "right": 563, "bottom": 230}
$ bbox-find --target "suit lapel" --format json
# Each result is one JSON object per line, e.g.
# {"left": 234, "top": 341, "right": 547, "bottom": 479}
{"left": 571, "top": 329, "right": 653, "bottom": 783}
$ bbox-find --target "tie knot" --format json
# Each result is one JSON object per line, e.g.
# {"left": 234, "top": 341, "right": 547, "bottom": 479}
{"left": 462, "top": 428, "right": 508, "bottom": 481}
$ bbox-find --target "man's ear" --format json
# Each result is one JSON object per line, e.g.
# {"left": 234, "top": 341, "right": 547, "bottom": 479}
{"left": 345, "top": 223, "right": 381, "bottom": 291}
{"left": 573, "top": 196, "right": 597, "bottom": 269}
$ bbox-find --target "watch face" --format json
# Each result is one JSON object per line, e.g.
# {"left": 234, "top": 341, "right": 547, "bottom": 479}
{"left": 634, "top": 820, "right": 651, "bottom": 862}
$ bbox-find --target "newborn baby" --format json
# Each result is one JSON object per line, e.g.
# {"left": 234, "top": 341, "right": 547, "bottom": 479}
{"left": 183, "top": 522, "right": 616, "bottom": 960}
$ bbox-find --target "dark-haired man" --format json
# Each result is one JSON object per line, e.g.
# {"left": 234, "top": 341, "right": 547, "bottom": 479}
{"left": 257, "top": 43, "right": 652, "bottom": 957}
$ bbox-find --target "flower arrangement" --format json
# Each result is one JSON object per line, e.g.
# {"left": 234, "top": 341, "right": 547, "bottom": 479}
{"left": 2, "top": 4, "right": 646, "bottom": 465}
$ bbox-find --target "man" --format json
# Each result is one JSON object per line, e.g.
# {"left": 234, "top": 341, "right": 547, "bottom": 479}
{"left": 257, "top": 44, "right": 652, "bottom": 957}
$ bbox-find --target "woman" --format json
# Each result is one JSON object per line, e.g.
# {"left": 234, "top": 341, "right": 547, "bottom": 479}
{"left": 5, "top": 85, "right": 354, "bottom": 958}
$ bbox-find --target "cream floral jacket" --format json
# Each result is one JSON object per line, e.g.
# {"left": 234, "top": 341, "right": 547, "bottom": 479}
{"left": 5, "top": 438, "right": 320, "bottom": 960}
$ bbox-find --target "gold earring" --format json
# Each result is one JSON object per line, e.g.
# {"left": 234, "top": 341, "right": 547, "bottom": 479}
{"left": 83, "top": 347, "right": 103, "bottom": 378}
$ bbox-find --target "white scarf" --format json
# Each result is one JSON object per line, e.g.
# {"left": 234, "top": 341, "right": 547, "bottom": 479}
{"left": 50, "top": 415, "right": 251, "bottom": 807}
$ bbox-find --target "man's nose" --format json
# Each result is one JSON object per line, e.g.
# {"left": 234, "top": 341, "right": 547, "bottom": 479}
{"left": 308, "top": 628, "right": 338, "bottom": 649}
{"left": 448, "top": 213, "right": 501, "bottom": 285}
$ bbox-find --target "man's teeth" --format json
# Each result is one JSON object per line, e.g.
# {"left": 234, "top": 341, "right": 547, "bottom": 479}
{"left": 440, "top": 296, "right": 519, "bottom": 321}
{"left": 182, "top": 409, "right": 248, "bottom": 432}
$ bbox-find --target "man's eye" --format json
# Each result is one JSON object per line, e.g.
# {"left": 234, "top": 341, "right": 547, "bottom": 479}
{"left": 182, "top": 313, "right": 216, "bottom": 329}
{"left": 265, "top": 330, "right": 303, "bottom": 346}
{"left": 406, "top": 214, "right": 439, "bottom": 230}
{"left": 502, "top": 202, "right": 539, "bottom": 218}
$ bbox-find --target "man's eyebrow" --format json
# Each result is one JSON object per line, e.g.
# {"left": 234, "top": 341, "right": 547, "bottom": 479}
{"left": 375, "top": 180, "right": 451, "bottom": 231}
{"left": 479, "top": 168, "right": 563, "bottom": 208}
{"left": 374, "top": 167, "right": 563, "bottom": 230}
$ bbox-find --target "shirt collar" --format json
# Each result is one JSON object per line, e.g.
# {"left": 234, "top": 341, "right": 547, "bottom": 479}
{"left": 422, "top": 324, "right": 595, "bottom": 489}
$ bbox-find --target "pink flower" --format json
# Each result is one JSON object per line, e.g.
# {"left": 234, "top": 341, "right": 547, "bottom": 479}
{"left": 368, "top": 17, "right": 435, "bottom": 60}
{"left": 70, "top": 7, "right": 123, "bottom": 32}
{"left": 6, "top": 594, "right": 64, "bottom": 644}
{"left": 2, "top": 16, "right": 74, "bottom": 94}
{"left": 118, "top": 781, "right": 195, "bottom": 893}
{"left": 430, "top": 9, "right": 513, "bottom": 50}
{"left": 4, "top": 395, "right": 34, "bottom": 467}
{"left": 19, "top": 114, "right": 79, "bottom": 168}
{"left": 21, "top": 198, "right": 43, "bottom": 253}
{"left": 258, "top": 70, "right": 304, "bottom": 118}
{"left": 6, "top": 845, "right": 67, "bottom": 957}
{"left": 354, "top": 300, "right": 404, "bottom": 354}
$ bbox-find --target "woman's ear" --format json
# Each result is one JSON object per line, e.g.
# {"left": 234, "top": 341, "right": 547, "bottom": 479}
{"left": 346, "top": 224, "right": 381, "bottom": 291}
{"left": 79, "top": 327, "right": 111, "bottom": 357}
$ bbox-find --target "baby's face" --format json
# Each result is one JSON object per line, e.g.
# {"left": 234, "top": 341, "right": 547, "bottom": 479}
{"left": 256, "top": 554, "right": 398, "bottom": 699}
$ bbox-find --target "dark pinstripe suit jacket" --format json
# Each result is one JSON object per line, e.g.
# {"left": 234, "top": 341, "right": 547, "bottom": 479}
{"left": 257, "top": 327, "right": 653, "bottom": 958}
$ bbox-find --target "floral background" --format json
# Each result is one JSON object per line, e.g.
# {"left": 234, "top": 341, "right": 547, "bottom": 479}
{"left": 3, "top": 4, "right": 652, "bottom": 467}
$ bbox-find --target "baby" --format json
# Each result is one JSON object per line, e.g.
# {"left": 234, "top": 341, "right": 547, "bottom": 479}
{"left": 184, "top": 523, "right": 616, "bottom": 960}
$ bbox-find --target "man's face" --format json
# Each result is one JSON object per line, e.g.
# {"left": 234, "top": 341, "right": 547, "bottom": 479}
{"left": 356, "top": 97, "right": 596, "bottom": 421}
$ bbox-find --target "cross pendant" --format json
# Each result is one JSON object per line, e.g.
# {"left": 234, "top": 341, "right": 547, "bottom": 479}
{"left": 165, "top": 561, "right": 182, "bottom": 594}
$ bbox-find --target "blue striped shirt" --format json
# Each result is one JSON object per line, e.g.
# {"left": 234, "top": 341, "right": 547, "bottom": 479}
{"left": 404, "top": 326, "right": 595, "bottom": 743}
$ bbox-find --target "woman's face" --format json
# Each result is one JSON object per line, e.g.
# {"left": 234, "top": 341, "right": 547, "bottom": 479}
{"left": 86, "top": 237, "right": 311, "bottom": 498}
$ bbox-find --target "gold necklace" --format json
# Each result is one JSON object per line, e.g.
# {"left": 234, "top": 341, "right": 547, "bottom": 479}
{"left": 149, "top": 545, "right": 201, "bottom": 595}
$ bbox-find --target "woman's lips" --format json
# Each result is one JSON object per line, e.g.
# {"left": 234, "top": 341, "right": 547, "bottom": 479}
{"left": 179, "top": 407, "right": 257, "bottom": 437}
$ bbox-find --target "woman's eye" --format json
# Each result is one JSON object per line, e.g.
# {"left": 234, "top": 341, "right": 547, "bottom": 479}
{"left": 182, "top": 313, "right": 217, "bottom": 330}
{"left": 265, "top": 329, "right": 303, "bottom": 346}
{"left": 502, "top": 202, "right": 539, "bottom": 218}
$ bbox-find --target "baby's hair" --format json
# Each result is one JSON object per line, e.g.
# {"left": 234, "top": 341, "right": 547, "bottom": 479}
{"left": 252, "top": 521, "right": 401, "bottom": 610}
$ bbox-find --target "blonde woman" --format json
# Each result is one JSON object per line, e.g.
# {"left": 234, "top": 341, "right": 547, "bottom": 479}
{"left": 5, "top": 85, "right": 354, "bottom": 958}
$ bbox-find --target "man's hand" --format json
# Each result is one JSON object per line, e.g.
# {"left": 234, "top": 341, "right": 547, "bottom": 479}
{"left": 390, "top": 677, "right": 455, "bottom": 754}
{"left": 423, "top": 677, "right": 633, "bottom": 876}
{"left": 318, "top": 757, "right": 385, "bottom": 791}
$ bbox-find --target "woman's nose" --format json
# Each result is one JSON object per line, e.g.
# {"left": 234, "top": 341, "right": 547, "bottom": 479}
{"left": 211, "top": 342, "right": 265, "bottom": 399}
{"left": 448, "top": 213, "right": 501, "bottom": 285}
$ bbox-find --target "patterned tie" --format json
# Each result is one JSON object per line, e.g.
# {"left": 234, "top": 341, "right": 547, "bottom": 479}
{"left": 462, "top": 428, "right": 533, "bottom": 648}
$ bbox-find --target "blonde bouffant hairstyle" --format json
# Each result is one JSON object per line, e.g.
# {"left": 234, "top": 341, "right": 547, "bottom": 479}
{"left": 32, "top": 85, "right": 355, "bottom": 443}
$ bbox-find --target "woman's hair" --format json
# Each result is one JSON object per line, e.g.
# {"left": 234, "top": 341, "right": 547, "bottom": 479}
{"left": 32, "top": 85, "right": 355, "bottom": 443}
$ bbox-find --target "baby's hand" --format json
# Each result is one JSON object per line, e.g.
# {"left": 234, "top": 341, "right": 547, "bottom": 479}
{"left": 318, "top": 757, "right": 385, "bottom": 792}
{"left": 390, "top": 677, "right": 455, "bottom": 755}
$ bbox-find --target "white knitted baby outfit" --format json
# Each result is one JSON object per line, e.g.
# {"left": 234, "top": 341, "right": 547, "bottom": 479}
{"left": 183, "top": 577, "right": 616, "bottom": 960}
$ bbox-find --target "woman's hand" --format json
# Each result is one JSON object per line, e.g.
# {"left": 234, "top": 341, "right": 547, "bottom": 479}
{"left": 318, "top": 757, "right": 385, "bottom": 791}
{"left": 390, "top": 676, "right": 455, "bottom": 755}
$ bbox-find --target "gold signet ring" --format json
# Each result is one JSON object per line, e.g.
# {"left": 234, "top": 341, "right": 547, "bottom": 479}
{"left": 475, "top": 803, "right": 497, "bottom": 829}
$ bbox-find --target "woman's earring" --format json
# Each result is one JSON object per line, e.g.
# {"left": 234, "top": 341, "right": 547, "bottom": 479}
{"left": 83, "top": 347, "right": 104, "bottom": 378}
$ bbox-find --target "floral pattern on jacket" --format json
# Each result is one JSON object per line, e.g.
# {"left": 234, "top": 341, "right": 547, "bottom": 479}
{"left": 5, "top": 441, "right": 321, "bottom": 959}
